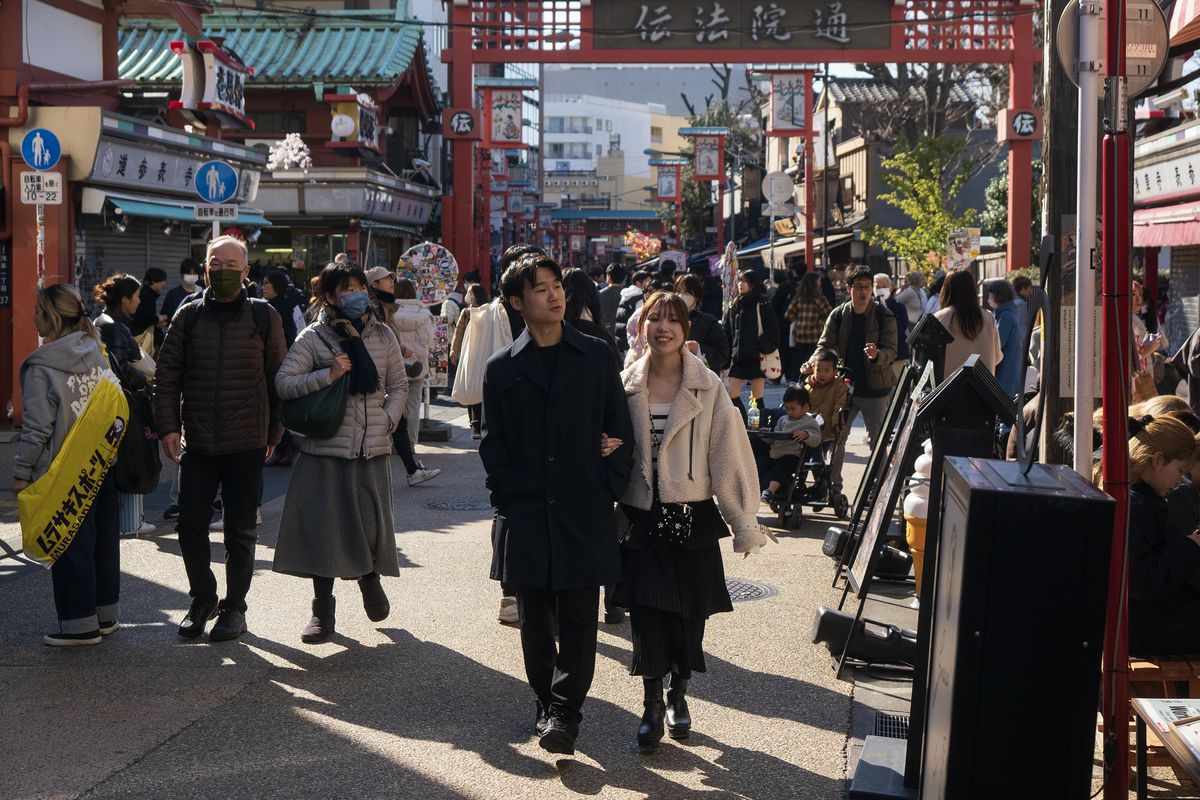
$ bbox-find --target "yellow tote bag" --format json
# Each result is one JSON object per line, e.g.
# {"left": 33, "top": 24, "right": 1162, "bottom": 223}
{"left": 19, "top": 374, "right": 129, "bottom": 568}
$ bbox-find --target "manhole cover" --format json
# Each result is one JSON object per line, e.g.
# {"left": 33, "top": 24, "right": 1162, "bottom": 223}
{"left": 725, "top": 578, "right": 778, "bottom": 602}
{"left": 423, "top": 501, "right": 493, "bottom": 511}
{"left": 873, "top": 712, "right": 910, "bottom": 740}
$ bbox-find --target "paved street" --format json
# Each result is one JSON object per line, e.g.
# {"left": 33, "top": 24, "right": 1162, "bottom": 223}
{"left": 0, "top": 392, "right": 874, "bottom": 800}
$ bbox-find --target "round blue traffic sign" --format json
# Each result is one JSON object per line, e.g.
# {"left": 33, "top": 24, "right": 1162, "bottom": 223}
{"left": 195, "top": 160, "right": 239, "bottom": 204}
{"left": 21, "top": 128, "right": 60, "bottom": 171}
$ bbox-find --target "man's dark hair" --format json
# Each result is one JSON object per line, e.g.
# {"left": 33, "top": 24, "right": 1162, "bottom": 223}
{"left": 1012, "top": 275, "right": 1033, "bottom": 292}
{"left": 847, "top": 265, "right": 874, "bottom": 287}
{"left": 813, "top": 347, "right": 840, "bottom": 366}
{"left": 632, "top": 270, "right": 652, "bottom": 286}
{"left": 783, "top": 383, "right": 811, "bottom": 406}
{"left": 500, "top": 243, "right": 544, "bottom": 273}
{"left": 180, "top": 257, "right": 201, "bottom": 275}
{"left": 607, "top": 263, "right": 628, "bottom": 284}
{"left": 463, "top": 270, "right": 482, "bottom": 284}
{"left": 143, "top": 267, "right": 168, "bottom": 284}
{"left": 501, "top": 255, "right": 563, "bottom": 304}
{"left": 986, "top": 278, "right": 1016, "bottom": 305}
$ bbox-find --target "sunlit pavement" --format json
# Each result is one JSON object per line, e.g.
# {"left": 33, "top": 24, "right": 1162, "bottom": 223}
{"left": 0, "top": 391, "right": 868, "bottom": 800}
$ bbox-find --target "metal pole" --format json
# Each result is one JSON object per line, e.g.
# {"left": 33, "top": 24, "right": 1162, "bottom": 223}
{"left": 1100, "top": 0, "right": 1132, "bottom": 794}
{"left": 1074, "top": 1, "right": 1101, "bottom": 477}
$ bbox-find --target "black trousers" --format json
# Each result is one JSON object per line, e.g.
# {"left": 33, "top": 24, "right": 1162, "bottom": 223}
{"left": 517, "top": 586, "right": 600, "bottom": 724}
{"left": 177, "top": 447, "right": 264, "bottom": 612}
{"left": 51, "top": 475, "right": 119, "bottom": 632}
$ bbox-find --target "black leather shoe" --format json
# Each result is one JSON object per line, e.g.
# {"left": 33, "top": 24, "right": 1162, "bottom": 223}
{"left": 538, "top": 715, "right": 578, "bottom": 755}
{"left": 604, "top": 607, "right": 626, "bottom": 624}
{"left": 637, "top": 677, "right": 666, "bottom": 752}
{"left": 178, "top": 597, "right": 218, "bottom": 639}
{"left": 665, "top": 675, "right": 692, "bottom": 740}
{"left": 209, "top": 609, "right": 247, "bottom": 642}
{"left": 534, "top": 699, "right": 551, "bottom": 736}
{"left": 359, "top": 573, "right": 390, "bottom": 622}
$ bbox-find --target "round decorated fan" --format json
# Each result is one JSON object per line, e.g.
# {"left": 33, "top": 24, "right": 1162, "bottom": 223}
{"left": 398, "top": 242, "right": 459, "bottom": 305}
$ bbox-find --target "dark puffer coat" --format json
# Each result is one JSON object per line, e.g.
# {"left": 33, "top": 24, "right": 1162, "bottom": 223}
{"left": 154, "top": 288, "right": 287, "bottom": 455}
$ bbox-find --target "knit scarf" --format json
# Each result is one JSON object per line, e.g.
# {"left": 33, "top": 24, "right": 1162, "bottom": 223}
{"left": 330, "top": 312, "right": 380, "bottom": 396}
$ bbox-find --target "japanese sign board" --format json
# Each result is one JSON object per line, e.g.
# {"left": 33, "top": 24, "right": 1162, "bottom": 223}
{"left": 656, "top": 164, "right": 682, "bottom": 201}
{"left": 0, "top": 240, "right": 9, "bottom": 309}
{"left": 594, "top": 0, "right": 893, "bottom": 50}
{"left": 194, "top": 204, "right": 239, "bottom": 221}
{"left": 326, "top": 91, "right": 382, "bottom": 154}
{"left": 484, "top": 89, "right": 525, "bottom": 149}
{"left": 693, "top": 136, "right": 724, "bottom": 181}
{"left": 20, "top": 172, "right": 63, "bottom": 205}
{"left": 429, "top": 316, "right": 450, "bottom": 388}
{"left": 21, "top": 128, "right": 61, "bottom": 171}
{"left": 507, "top": 193, "right": 525, "bottom": 214}
{"left": 443, "top": 108, "right": 482, "bottom": 140}
{"left": 170, "top": 39, "right": 254, "bottom": 129}
{"left": 91, "top": 138, "right": 260, "bottom": 202}
{"left": 946, "top": 227, "right": 981, "bottom": 271}
{"left": 570, "top": 234, "right": 586, "bottom": 253}
{"left": 767, "top": 72, "right": 812, "bottom": 136}
{"left": 997, "top": 108, "right": 1043, "bottom": 142}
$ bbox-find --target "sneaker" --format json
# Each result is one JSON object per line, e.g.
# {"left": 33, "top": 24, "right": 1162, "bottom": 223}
{"left": 178, "top": 597, "right": 219, "bottom": 638}
{"left": 760, "top": 490, "right": 774, "bottom": 503}
{"left": 498, "top": 596, "right": 519, "bottom": 625}
{"left": 209, "top": 609, "right": 247, "bottom": 642}
{"left": 256, "top": 508, "right": 263, "bottom": 525}
{"left": 209, "top": 517, "right": 224, "bottom": 532}
{"left": 162, "top": 504, "right": 180, "bottom": 520}
{"left": 43, "top": 630, "right": 101, "bottom": 647}
{"left": 407, "top": 466, "right": 442, "bottom": 487}
{"left": 98, "top": 620, "right": 120, "bottom": 636}
{"left": 136, "top": 521, "right": 157, "bottom": 535}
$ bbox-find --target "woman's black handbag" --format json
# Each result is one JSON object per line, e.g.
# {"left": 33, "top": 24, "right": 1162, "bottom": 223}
{"left": 646, "top": 405, "right": 693, "bottom": 544}
{"left": 282, "top": 331, "right": 349, "bottom": 439}
{"left": 113, "top": 390, "right": 162, "bottom": 494}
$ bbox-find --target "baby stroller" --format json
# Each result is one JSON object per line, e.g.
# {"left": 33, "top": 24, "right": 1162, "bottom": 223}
{"left": 749, "top": 376, "right": 854, "bottom": 530}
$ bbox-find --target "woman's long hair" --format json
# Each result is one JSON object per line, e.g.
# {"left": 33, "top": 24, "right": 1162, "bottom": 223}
{"left": 796, "top": 272, "right": 821, "bottom": 303}
{"left": 38, "top": 284, "right": 100, "bottom": 343}
{"left": 940, "top": 269, "right": 984, "bottom": 340}
{"left": 1125, "top": 415, "right": 1196, "bottom": 487}
{"left": 733, "top": 269, "right": 764, "bottom": 311}
{"left": 562, "top": 267, "right": 604, "bottom": 325}
{"left": 395, "top": 277, "right": 417, "bottom": 301}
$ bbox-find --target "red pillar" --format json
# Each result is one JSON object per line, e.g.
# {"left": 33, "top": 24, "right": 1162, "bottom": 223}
{"left": 444, "top": 3, "right": 479, "bottom": 285}
{"left": 1006, "top": 12, "right": 1035, "bottom": 271}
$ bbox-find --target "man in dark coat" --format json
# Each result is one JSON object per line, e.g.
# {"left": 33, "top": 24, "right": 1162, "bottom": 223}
{"left": 480, "top": 254, "right": 634, "bottom": 756}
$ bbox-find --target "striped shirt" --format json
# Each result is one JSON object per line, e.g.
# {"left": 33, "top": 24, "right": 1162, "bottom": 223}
{"left": 649, "top": 403, "right": 671, "bottom": 469}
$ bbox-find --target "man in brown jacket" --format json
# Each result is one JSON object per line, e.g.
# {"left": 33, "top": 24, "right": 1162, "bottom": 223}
{"left": 154, "top": 235, "right": 287, "bottom": 642}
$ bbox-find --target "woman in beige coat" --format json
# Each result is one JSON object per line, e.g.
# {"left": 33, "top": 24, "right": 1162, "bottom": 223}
{"left": 933, "top": 268, "right": 1001, "bottom": 376}
{"left": 612, "top": 290, "right": 776, "bottom": 752}
{"left": 273, "top": 262, "right": 407, "bottom": 644}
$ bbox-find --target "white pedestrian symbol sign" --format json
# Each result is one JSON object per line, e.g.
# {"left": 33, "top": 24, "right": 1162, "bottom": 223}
{"left": 194, "top": 160, "right": 239, "bottom": 204}
{"left": 20, "top": 128, "right": 61, "bottom": 172}
{"left": 205, "top": 166, "right": 225, "bottom": 200}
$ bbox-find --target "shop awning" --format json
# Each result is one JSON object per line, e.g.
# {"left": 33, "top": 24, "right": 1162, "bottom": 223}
{"left": 84, "top": 187, "right": 272, "bottom": 226}
{"left": 1171, "top": 0, "right": 1200, "bottom": 47}
{"left": 359, "top": 220, "right": 423, "bottom": 237}
{"left": 1134, "top": 201, "right": 1200, "bottom": 247}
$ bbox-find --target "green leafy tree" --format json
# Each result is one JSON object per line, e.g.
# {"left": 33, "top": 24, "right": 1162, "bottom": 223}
{"left": 863, "top": 137, "right": 978, "bottom": 270}
{"left": 981, "top": 160, "right": 1042, "bottom": 267}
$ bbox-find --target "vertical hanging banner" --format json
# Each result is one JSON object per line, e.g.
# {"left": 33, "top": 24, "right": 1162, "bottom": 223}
{"left": 479, "top": 78, "right": 538, "bottom": 150}
{"left": 654, "top": 161, "right": 684, "bottom": 201}
{"left": 766, "top": 71, "right": 813, "bottom": 136}
{"left": 680, "top": 127, "right": 729, "bottom": 181}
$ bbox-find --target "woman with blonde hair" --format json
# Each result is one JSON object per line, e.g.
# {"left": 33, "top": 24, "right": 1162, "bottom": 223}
{"left": 614, "top": 290, "right": 776, "bottom": 752}
{"left": 14, "top": 285, "right": 121, "bottom": 646}
{"left": 1125, "top": 414, "right": 1200, "bottom": 654}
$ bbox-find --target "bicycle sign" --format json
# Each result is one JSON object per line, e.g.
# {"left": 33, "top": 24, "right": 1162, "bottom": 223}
{"left": 20, "top": 172, "right": 63, "bottom": 205}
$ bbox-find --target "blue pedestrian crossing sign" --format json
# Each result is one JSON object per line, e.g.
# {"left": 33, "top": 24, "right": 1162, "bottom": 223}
{"left": 21, "top": 128, "right": 60, "bottom": 171}
{"left": 195, "top": 160, "right": 239, "bottom": 204}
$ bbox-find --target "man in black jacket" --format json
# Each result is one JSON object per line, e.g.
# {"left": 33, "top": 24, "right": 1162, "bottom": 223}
{"left": 480, "top": 254, "right": 634, "bottom": 756}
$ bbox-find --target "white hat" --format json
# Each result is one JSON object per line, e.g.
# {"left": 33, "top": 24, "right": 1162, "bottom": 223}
{"left": 364, "top": 266, "right": 392, "bottom": 285}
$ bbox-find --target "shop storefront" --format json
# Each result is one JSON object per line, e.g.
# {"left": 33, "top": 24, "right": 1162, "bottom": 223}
{"left": 253, "top": 167, "right": 435, "bottom": 281}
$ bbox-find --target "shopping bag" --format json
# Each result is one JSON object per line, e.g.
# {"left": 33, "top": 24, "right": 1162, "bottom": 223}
{"left": 451, "top": 299, "right": 513, "bottom": 406}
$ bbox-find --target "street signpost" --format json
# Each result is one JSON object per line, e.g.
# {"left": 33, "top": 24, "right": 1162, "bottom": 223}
{"left": 761, "top": 171, "right": 793, "bottom": 273}
{"left": 20, "top": 128, "right": 61, "bottom": 289}
{"left": 194, "top": 159, "right": 239, "bottom": 237}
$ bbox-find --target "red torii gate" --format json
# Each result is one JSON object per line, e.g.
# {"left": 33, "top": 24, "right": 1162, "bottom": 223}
{"left": 441, "top": 0, "right": 1041, "bottom": 285}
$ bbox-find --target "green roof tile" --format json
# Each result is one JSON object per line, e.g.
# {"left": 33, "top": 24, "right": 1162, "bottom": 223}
{"left": 119, "top": 10, "right": 435, "bottom": 91}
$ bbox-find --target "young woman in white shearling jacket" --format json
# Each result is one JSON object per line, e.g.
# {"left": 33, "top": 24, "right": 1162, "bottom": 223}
{"left": 611, "top": 291, "right": 776, "bottom": 753}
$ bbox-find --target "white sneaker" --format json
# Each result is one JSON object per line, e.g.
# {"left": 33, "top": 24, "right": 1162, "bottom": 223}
{"left": 407, "top": 466, "right": 441, "bottom": 487}
{"left": 209, "top": 517, "right": 224, "bottom": 531}
{"left": 498, "top": 596, "right": 519, "bottom": 625}
{"left": 136, "top": 521, "right": 157, "bottom": 535}
{"left": 256, "top": 508, "right": 262, "bottom": 525}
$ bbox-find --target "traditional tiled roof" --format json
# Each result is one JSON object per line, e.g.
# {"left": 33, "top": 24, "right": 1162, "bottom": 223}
{"left": 823, "top": 78, "right": 971, "bottom": 106}
{"left": 119, "top": 9, "right": 432, "bottom": 91}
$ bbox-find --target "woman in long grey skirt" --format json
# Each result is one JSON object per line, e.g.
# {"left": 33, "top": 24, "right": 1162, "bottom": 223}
{"left": 274, "top": 262, "right": 407, "bottom": 643}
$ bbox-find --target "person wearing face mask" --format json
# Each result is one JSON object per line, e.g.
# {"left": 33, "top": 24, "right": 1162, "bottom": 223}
{"left": 154, "top": 235, "right": 287, "bottom": 642}
{"left": 273, "top": 262, "right": 408, "bottom": 643}
{"left": 872, "top": 273, "right": 910, "bottom": 380}
{"left": 161, "top": 258, "right": 203, "bottom": 323}
{"left": 674, "top": 274, "right": 729, "bottom": 373}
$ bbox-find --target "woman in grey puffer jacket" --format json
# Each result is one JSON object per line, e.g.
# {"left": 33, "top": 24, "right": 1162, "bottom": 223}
{"left": 272, "top": 263, "right": 407, "bottom": 644}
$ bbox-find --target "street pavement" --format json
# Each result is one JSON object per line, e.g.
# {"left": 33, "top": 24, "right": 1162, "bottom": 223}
{"left": 1, "top": 388, "right": 879, "bottom": 800}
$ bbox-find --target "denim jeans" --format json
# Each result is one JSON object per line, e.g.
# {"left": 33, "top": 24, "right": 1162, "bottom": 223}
{"left": 177, "top": 447, "right": 264, "bottom": 612}
{"left": 51, "top": 475, "right": 120, "bottom": 633}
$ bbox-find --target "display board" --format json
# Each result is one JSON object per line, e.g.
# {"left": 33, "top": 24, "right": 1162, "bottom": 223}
{"left": 398, "top": 242, "right": 459, "bottom": 306}
{"left": 428, "top": 315, "right": 450, "bottom": 388}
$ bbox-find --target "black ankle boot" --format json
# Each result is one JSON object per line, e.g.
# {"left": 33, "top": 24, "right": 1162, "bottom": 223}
{"left": 732, "top": 396, "right": 747, "bottom": 426}
{"left": 637, "top": 677, "right": 666, "bottom": 752}
{"left": 665, "top": 674, "right": 691, "bottom": 739}
{"left": 301, "top": 596, "right": 335, "bottom": 644}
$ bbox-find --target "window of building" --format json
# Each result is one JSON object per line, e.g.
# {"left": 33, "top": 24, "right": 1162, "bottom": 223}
{"left": 595, "top": 144, "right": 602, "bottom": 157}
{"left": 651, "top": 126, "right": 663, "bottom": 143}
{"left": 248, "top": 110, "right": 307, "bottom": 134}
{"left": 606, "top": 120, "right": 612, "bottom": 132}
